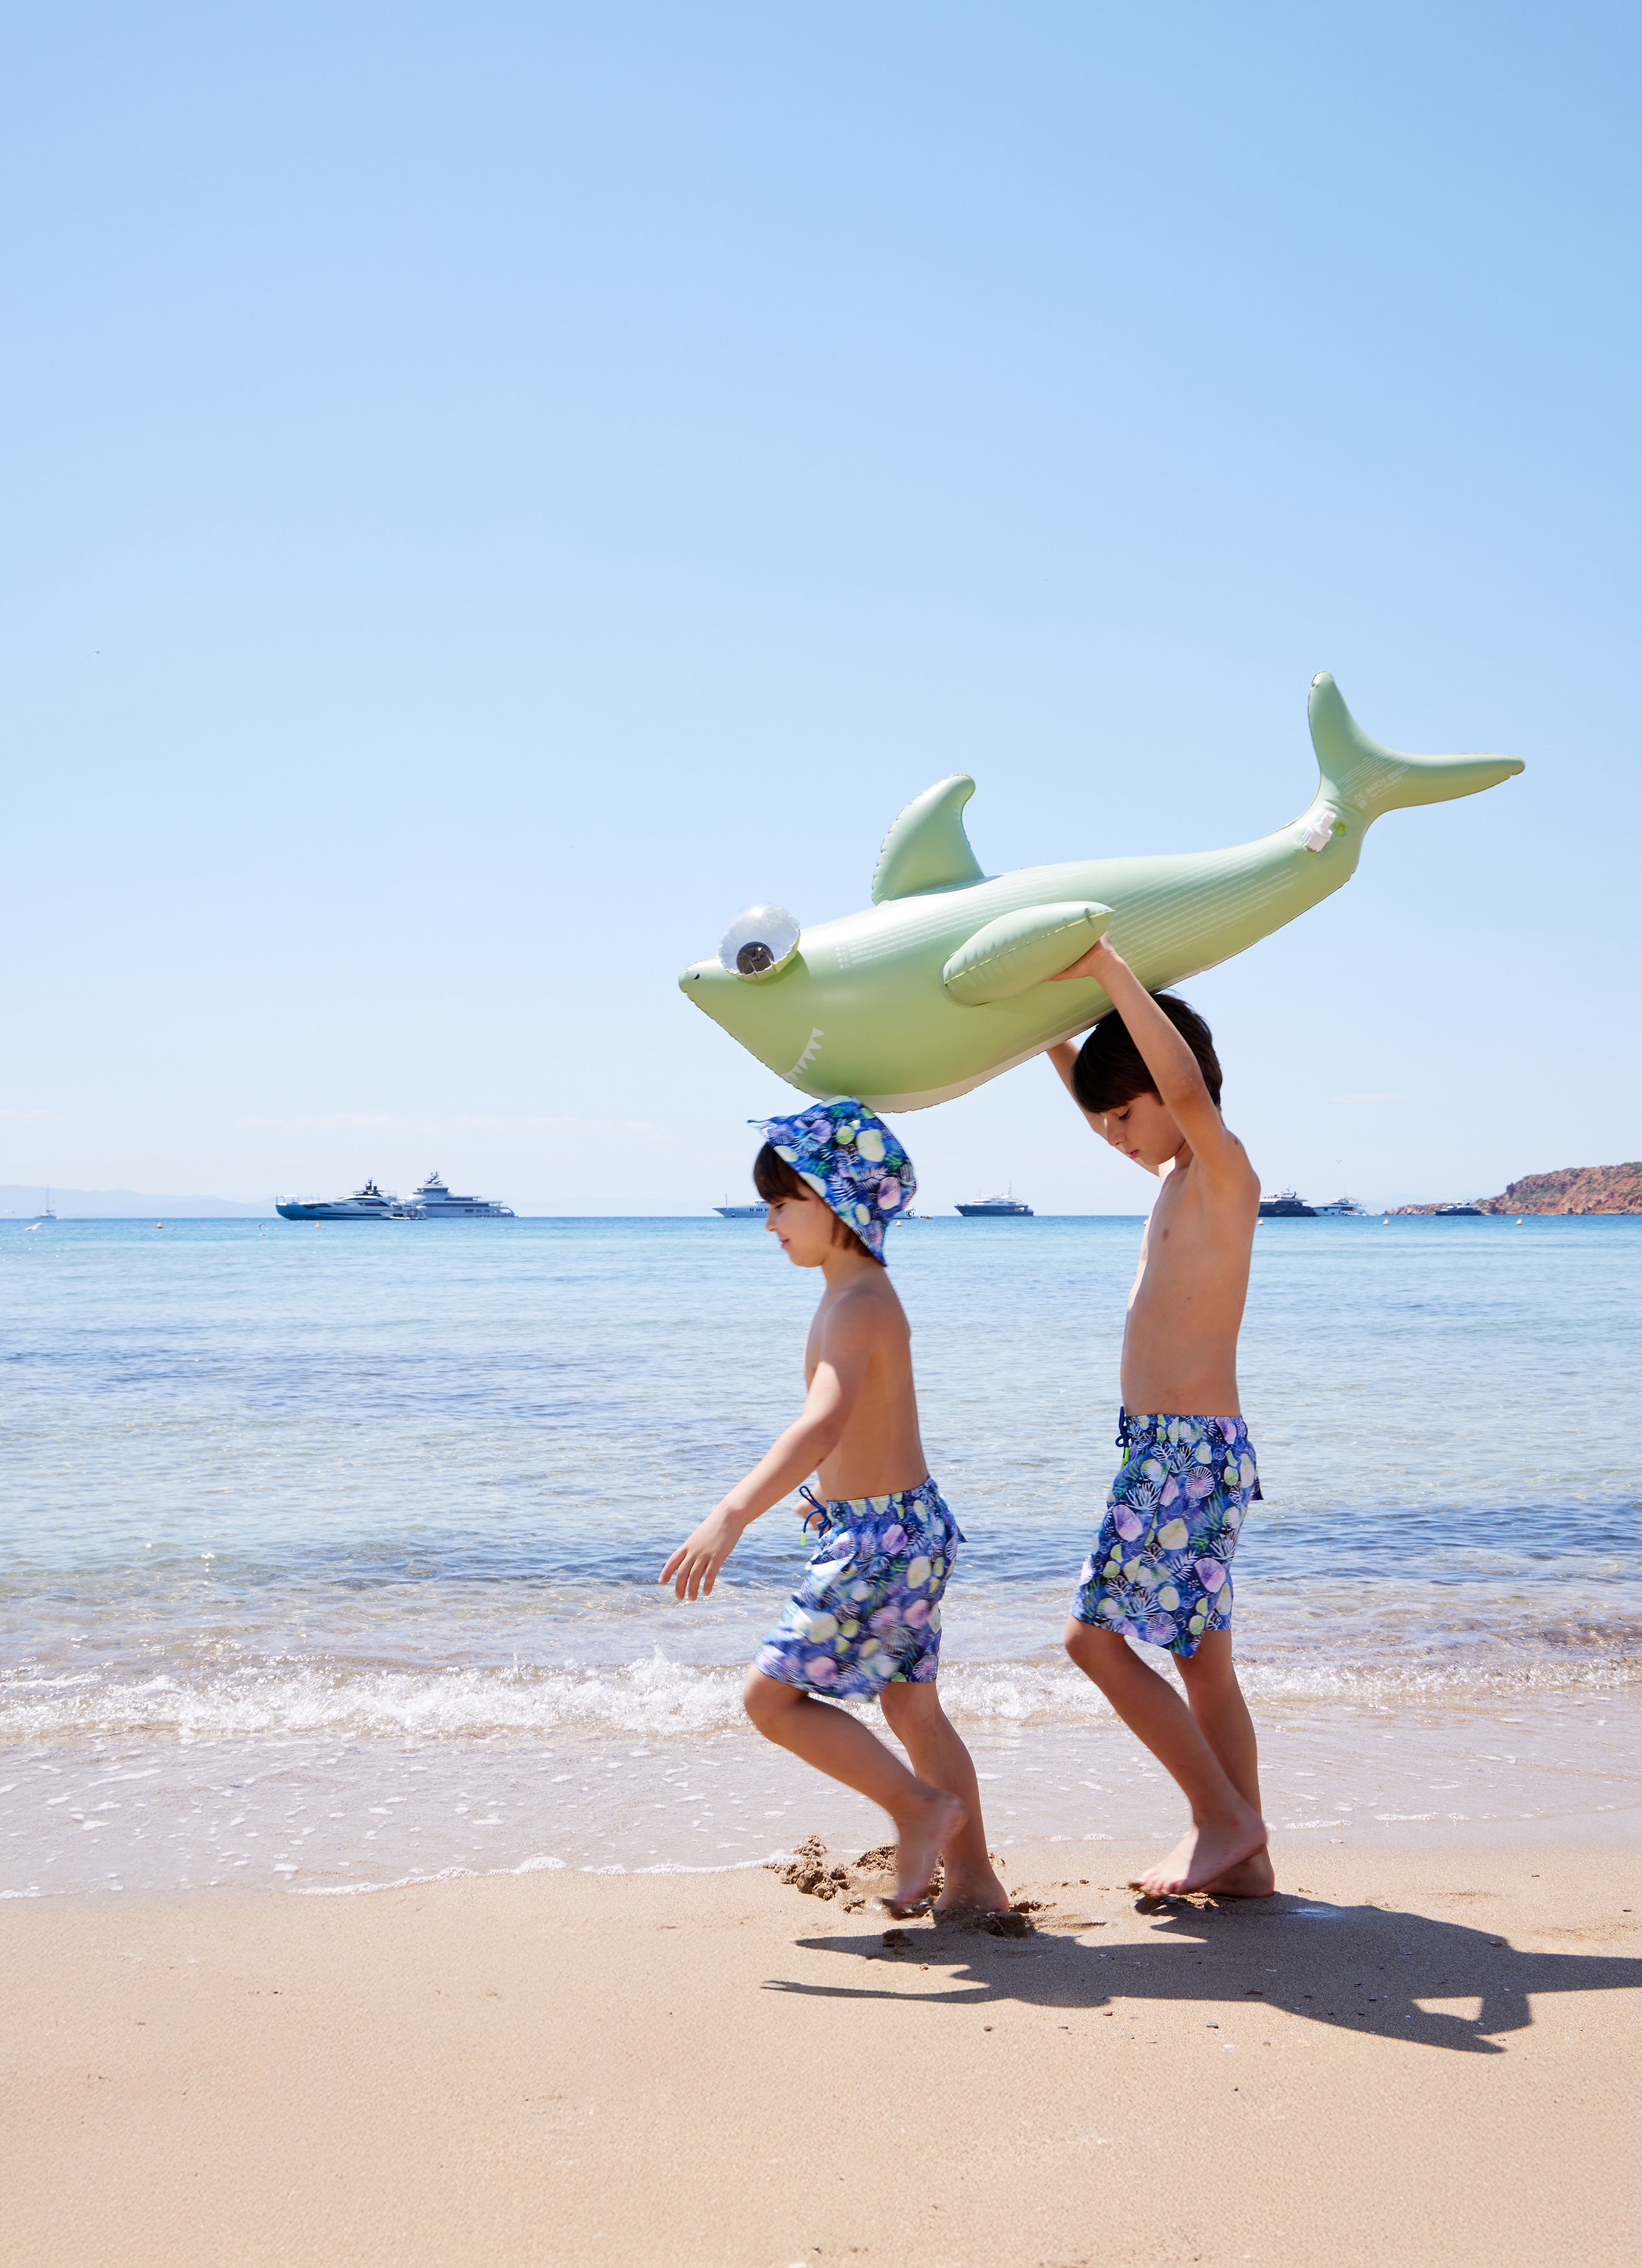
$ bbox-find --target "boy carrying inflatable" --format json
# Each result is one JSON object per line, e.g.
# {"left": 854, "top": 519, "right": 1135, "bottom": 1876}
{"left": 1046, "top": 934, "right": 1271, "bottom": 1897}
{"left": 661, "top": 1102, "right": 1007, "bottom": 1919}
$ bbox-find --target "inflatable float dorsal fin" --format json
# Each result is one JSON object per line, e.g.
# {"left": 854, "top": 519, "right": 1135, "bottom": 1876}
{"left": 872, "top": 775, "right": 985, "bottom": 903}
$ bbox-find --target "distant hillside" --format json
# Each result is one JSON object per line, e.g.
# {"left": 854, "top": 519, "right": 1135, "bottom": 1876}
{"left": 1389, "top": 1163, "right": 1642, "bottom": 1216}
{"left": 0, "top": 1185, "right": 270, "bottom": 1218}
{"left": 1477, "top": 1163, "right": 1642, "bottom": 1215}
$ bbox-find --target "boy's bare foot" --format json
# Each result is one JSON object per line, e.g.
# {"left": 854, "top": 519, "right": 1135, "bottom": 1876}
{"left": 933, "top": 1861, "right": 1010, "bottom": 1917}
{"left": 1199, "top": 1846, "right": 1276, "bottom": 1898}
{"left": 1137, "top": 1812, "right": 1267, "bottom": 1898}
{"left": 885, "top": 1792, "right": 967, "bottom": 1915}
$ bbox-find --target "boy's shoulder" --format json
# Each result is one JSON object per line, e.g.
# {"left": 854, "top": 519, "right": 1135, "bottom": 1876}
{"left": 819, "top": 1269, "right": 907, "bottom": 1341}
{"left": 1187, "top": 1124, "right": 1259, "bottom": 1199}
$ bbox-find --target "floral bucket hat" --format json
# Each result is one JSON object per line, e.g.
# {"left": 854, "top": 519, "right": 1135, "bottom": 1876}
{"left": 754, "top": 1098, "right": 916, "bottom": 1264}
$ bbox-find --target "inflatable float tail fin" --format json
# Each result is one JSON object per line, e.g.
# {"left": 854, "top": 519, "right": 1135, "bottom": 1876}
{"left": 1307, "top": 673, "right": 1523, "bottom": 822}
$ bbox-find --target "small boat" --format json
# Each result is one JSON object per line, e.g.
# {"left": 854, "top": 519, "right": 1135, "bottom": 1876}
{"left": 1313, "top": 1196, "right": 1365, "bottom": 1216}
{"left": 1258, "top": 1190, "right": 1316, "bottom": 1218}
{"left": 955, "top": 1192, "right": 1034, "bottom": 1218}
{"left": 404, "top": 1172, "right": 515, "bottom": 1220}
{"left": 713, "top": 1201, "right": 767, "bottom": 1218}
{"left": 34, "top": 1187, "right": 56, "bottom": 1221}
{"left": 276, "top": 1179, "right": 402, "bottom": 1221}
{"left": 1432, "top": 1202, "right": 1483, "bottom": 1217}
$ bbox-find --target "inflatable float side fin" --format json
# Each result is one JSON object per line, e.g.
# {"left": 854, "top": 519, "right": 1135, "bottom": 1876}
{"left": 943, "top": 900, "right": 1113, "bottom": 1006}
{"left": 872, "top": 775, "right": 986, "bottom": 903}
{"left": 1307, "top": 673, "right": 1524, "bottom": 821}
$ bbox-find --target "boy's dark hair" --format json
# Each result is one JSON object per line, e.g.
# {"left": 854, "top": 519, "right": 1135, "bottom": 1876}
{"left": 1071, "top": 993, "right": 1223, "bottom": 1115}
{"left": 751, "top": 1142, "right": 873, "bottom": 1259}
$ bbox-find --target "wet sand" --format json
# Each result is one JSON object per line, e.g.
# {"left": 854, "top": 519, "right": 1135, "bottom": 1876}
{"left": 3, "top": 1840, "right": 1639, "bottom": 2267}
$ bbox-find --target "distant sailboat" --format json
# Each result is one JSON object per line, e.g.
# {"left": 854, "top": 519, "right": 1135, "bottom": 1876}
{"left": 34, "top": 1187, "right": 56, "bottom": 1221}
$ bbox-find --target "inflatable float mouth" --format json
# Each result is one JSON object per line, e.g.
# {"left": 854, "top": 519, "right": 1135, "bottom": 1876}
{"left": 678, "top": 957, "right": 826, "bottom": 1087}
{"left": 679, "top": 673, "right": 1523, "bottom": 1111}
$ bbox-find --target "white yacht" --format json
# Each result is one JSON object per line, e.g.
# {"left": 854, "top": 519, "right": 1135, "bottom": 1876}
{"left": 276, "top": 1180, "right": 402, "bottom": 1221}
{"left": 405, "top": 1172, "right": 515, "bottom": 1220}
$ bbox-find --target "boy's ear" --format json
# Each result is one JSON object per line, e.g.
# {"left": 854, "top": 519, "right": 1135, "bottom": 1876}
{"left": 943, "top": 902, "right": 1113, "bottom": 1006}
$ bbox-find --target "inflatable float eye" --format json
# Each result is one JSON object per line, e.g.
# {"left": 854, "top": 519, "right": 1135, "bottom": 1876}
{"left": 719, "top": 904, "right": 800, "bottom": 980}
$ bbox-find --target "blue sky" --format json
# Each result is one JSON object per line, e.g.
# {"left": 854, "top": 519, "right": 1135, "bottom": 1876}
{"left": 5, "top": 2, "right": 1637, "bottom": 1212}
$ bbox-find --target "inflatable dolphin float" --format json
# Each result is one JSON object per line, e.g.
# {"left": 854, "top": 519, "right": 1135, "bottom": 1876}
{"left": 680, "top": 674, "right": 1523, "bottom": 1112}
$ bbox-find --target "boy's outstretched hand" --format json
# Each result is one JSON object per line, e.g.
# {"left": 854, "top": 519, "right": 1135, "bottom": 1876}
{"left": 660, "top": 1352, "right": 859, "bottom": 1600}
{"left": 660, "top": 1505, "right": 746, "bottom": 1601}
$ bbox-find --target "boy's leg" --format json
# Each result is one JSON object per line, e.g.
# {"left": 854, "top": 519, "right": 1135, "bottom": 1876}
{"left": 877, "top": 1681, "right": 1009, "bottom": 1914}
{"left": 1064, "top": 1619, "right": 1267, "bottom": 1896}
{"left": 1175, "top": 1631, "right": 1261, "bottom": 1807}
{"left": 1175, "top": 1633, "right": 1273, "bottom": 1895}
{"left": 743, "top": 1670, "right": 962, "bottom": 1914}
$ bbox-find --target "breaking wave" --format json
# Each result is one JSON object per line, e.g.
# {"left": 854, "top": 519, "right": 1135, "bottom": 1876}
{"left": 3, "top": 1636, "right": 1637, "bottom": 1750}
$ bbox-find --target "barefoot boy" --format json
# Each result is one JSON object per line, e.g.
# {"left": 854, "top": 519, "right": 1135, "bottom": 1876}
{"left": 660, "top": 1100, "right": 1007, "bottom": 1919}
{"left": 1045, "top": 938, "right": 1270, "bottom": 1897}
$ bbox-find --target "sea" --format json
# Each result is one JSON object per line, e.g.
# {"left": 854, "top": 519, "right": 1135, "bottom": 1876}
{"left": 3, "top": 1212, "right": 1637, "bottom": 1899}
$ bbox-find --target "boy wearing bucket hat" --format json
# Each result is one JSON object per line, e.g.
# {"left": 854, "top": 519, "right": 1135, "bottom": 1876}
{"left": 660, "top": 1099, "right": 1007, "bottom": 1919}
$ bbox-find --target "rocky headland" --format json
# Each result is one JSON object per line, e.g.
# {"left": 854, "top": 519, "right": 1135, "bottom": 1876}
{"left": 1393, "top": 1161, "right": 1642, "bottom": 1215}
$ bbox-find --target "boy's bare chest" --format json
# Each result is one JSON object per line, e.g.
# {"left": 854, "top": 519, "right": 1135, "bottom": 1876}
{"left": 1131, "top": 1175, "right": 1245, "bottom": 1310}
{"left": 1141, "top": 1171, "right": 1197, "bottom": 1259}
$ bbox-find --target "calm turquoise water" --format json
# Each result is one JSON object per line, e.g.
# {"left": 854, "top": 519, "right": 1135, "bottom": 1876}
{"left": 3, "top": 1214, "right": 1637, "bottom": 1893}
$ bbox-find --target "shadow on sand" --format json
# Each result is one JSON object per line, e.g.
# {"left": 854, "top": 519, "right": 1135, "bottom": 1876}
{"left": 765, "top": 1890, "right": 1642, "bottom": 2054}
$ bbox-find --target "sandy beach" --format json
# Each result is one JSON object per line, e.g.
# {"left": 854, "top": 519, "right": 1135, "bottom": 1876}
{"left": 4, "top": 1838, "right": 1639, "bottom": 2268}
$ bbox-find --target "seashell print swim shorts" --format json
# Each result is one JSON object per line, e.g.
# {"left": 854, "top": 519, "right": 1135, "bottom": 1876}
{"left": 1070, "top": 1411, "right": 1260, "bottom": 1658}
{"left": 753, "top": 1478, "right": 964, "bottom": 1698}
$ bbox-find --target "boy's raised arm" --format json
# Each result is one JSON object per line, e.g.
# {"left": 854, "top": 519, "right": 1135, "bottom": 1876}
{"left": 1048, "top": 936, "right": 1247, "bottom": 1179}
{"left": 659, "top": 1295, "right": 879, "bottom": 1600}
